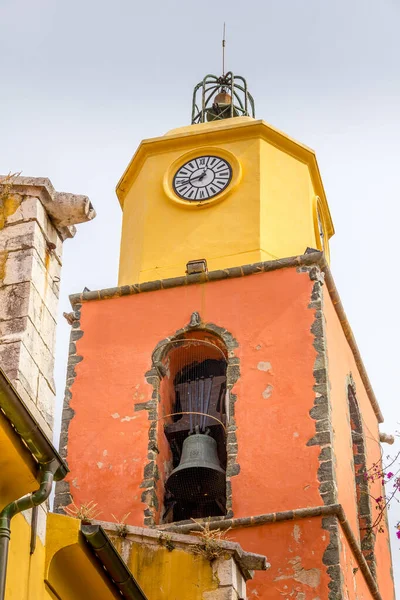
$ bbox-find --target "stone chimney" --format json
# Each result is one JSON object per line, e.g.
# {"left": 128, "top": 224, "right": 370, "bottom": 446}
{"left": 0, "top": 175, "right": 95, "bottom": 439}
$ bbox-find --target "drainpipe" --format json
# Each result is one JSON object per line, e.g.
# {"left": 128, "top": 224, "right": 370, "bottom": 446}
{"left": 0, "top": 460, "right": 57, "bottom": 600}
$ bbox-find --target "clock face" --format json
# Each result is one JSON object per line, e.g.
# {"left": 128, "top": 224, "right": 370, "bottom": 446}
{"left": 173, "top": 155, "right": 232, "bottom": 202}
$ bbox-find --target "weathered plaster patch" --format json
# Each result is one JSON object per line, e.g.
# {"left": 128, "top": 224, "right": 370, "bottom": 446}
{"left": 97, "top": 462, "right": 103, "bottom": 469}
{"left": 274, "top": 556, "right": 321, "bottom": 588}
{"left": 257, "top": 361, "right": 271, "bottom": 372}
{"left": 132, "top": 383, "right": 146, "bottom": 402}
{"left": 121, "top": 415, "right": 137, "bottom": 422}
{"left": 111, "top": 412, "right": 120, "bottom": 419}
{"left": 262, "top": 384, "right": 273, "bottom": 399}
{"left": 293, "top": 524, "right": 301, "bottom": 543}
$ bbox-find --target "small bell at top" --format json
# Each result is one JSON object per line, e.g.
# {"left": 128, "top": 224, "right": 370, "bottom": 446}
{"left": 214, "top": 91, "right": 232, "bottom": 105}
{"left": 206, "top": 90, "right": 239, "bottom": 122}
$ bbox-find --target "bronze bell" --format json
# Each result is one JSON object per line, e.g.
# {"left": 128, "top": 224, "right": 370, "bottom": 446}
{"left": 214, "top": 91, "right": 232, "bottom": 105}
{"left": 206, "top": 91, "right": 239, "bottom": 122}
{"left": 166, "top": 433, "right": 225, "bottom": 502}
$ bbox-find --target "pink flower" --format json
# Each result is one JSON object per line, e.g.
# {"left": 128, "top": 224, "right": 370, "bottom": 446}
{"left": 396, "top": 531, "right": 400, "bottom": 539}
{"left": 387, "top": 472, "right": 394, "bottom": 479}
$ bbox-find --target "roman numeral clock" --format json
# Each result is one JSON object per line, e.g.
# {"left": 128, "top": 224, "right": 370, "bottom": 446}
{"left": 164, "top": 148, "right": 241, "bottom": 207}
{"left": 174, "top": 155, "right": 232, "bottom": 201}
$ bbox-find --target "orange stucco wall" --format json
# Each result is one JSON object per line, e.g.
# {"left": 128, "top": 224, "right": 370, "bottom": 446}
{"left": 324, "top": 290, "right": 395, "bottom": 599}
{"left": 61, "top": 266, "right": 391, "bottom": 598}
{"left": 339, "top": 525, "right": 376, "bottom": 600}
{"left": 64, "top": 268, "right": 320, "bottom": 524}
{"left": 231, "top": 518, "right": 331, "bottom": 599}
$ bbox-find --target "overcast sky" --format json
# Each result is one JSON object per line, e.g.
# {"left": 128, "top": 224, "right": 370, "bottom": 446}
{"left": 1, "top": 0, "right": 399, "bottom": 589}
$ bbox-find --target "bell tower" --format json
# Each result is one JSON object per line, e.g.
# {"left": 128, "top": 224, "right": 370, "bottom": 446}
{"left": 117, "top": 73, "right": 334, "bottom": 284}
{"left": 56, "top": 73, "right": 394, "bottom": 600}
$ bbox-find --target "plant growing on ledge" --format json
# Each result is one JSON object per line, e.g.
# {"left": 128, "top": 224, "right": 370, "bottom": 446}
{"left": 0, "top": 172, "right": 21, "bottom": 203}
{"left": 191, "top": 519, "right": 231, "bottom": 562}
{"left": 63, "top": 500, "right": 102, "bottom": 524}
{"left": 111, "top": 512, "right": 131, "bottom": 538}
{"left": 158, "top": 533, "right": 175, "bottom": 552}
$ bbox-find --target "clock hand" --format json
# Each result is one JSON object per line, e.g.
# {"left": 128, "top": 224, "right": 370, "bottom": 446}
{"left": 177, "top": 170, "right": 208, "bottom": 186}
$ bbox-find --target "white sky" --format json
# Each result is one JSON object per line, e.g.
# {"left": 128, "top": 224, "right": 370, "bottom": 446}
{"left": 1, "top": 0, "right": 399, "bottom": 590}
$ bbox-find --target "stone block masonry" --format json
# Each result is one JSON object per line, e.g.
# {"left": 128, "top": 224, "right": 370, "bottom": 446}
{"left": 0, "top": 175, "right": 95, "bottom": 438}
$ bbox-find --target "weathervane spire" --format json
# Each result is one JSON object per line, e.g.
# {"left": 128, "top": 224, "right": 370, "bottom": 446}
{"left": 222, "top": 23, "right": 226, "bottom": 76}
{"left": 190, "top": 27, "right": 255, "bottom": 124}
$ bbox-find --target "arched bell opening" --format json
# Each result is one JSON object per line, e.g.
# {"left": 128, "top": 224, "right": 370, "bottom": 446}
{"left": 156, "top": 332, "right": 228, "bottom": 523}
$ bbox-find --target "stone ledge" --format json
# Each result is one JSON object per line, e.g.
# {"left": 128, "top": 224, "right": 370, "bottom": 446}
{"left": 96, "top": 519, "right": 269, "bottom": 582}
{"left": 70, "top": 252, "right": 324, "bottom": 306}
{"left": 0, "top": 175, "right": 96, "bottom": 239}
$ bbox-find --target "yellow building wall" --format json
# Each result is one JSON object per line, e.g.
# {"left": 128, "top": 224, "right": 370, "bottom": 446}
{"left": 2, "top": 500, "right": 220, "bottom": 600}
{"left": 112, "top": 536, "right": 218, "bottom": 600}
{"left": 3, "top": 508, "right": 127, "bottom": 600}
{"left": 117, "top": 118, "right": 334, "bottom": 285}
{"left": 0, "top": 420, "right": 47, "bottom": 600}
{"left": 45, "top": 514, "right": 122, "bottom": 600}
{"left": 118, "top": 136, "right": 262, "bottom": 283}
{"left": 4, "top": 512, "right": 46, "bottom": 600}
{"left": 259, "top": 138, "right": 316, "bottom": 261}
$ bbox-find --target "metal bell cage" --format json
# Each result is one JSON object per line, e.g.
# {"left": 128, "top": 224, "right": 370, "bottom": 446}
{"left": 191, "top": 72, "right": 255, "bottom": 124}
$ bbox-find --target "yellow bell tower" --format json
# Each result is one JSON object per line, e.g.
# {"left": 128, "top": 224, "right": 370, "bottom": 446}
{"left": 116, "top": 73, "right": 334, "bottom": 285}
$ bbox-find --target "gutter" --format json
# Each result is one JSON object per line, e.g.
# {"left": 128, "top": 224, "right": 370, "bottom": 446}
{"left": 0, "top": 368, "right": 69, "bottom": 599}
{"left": 0, "top": 368, "right": 68, "bottom": 480}
{"left": 81, "top": 525, "right": 148, "bottom": 600}
{"left": 0, "top": 461, "right": 57, "bottom": 600}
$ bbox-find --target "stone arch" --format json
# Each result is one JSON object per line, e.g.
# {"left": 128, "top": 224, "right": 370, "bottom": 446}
{"left": 141, "top": 313, "right": 240, "bottom": 526}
